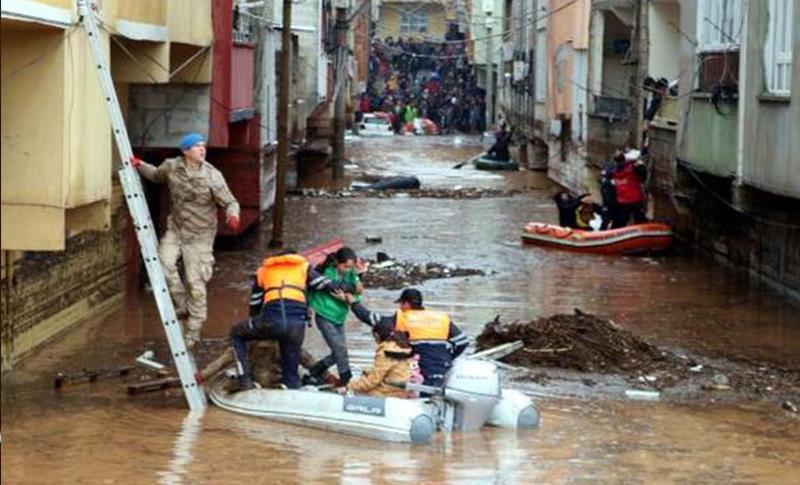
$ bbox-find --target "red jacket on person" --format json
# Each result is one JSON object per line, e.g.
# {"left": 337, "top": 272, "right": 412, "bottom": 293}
{"left": 612, "top": 162, "right": 646, "bottom": 205}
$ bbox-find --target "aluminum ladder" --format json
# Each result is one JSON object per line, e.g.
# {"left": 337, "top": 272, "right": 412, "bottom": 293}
{"left": 76, "top": 0, "right": 206, "bottom": 410}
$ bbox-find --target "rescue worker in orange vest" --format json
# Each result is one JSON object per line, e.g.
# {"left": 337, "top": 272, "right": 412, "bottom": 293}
{"left": 230, "top": 250, "right": 357, "bottom": 391}
{"left": 346, "top": 288, "right": 469, "bottom": 388}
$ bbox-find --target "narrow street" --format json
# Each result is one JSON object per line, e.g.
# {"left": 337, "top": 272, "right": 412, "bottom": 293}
{"left": 3, "top": 136, "right": 799, "bottom": 483}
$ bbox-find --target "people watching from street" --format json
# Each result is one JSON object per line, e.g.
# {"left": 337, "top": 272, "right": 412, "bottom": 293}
{"left": 229, "top": 250, "right": 356, "bottom": 391}
{"left": 346, "top": 287, "right": 469, "bottom": 388}
{"left": 365, "top": 33, "right": 486, "bottom": 135}
{"left": 131, "top": 133, "right": 240, "bottom": 349}
{"left": 608, "top": 148, "right": 648, "bottom": 228}
{"left": 486, "top": 123, "right": 512, "bottom": 161}
{"left": 336, "top": 319, "right": 414, "bottom": 398}
{"left": 304, "top": 247, "right": 363, "bottom": 386}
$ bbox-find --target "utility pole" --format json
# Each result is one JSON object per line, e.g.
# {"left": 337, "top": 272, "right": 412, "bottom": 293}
{"left": 632, "top": 0, "right": 649, "bottom": 149}
{"left": 270, "top": 0, "right": 293, "bottom": 248}
{"left": 332, "top": 6, "right": 348, "bottom": 181}
{"left": 485, "top": 11, "right": 494, "bottom": 130}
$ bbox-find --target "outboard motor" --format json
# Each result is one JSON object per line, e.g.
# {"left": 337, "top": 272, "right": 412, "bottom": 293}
{"left": 440, "top": 360, "right": 501, "bottom": 431}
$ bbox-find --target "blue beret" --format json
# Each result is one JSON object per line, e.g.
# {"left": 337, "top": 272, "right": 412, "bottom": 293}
{"left": 179, "top": 133, "right": 205, "bottom": 151}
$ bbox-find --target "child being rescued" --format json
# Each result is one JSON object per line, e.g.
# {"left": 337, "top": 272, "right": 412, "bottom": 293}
{"left": 337, "top": 319, "right": 422, "bottom": 398}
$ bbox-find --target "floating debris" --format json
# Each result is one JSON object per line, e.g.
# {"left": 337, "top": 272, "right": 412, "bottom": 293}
{"left": 288, "top": 187, "right": 526, "bottom": 199}
{"left": 360, "top": 255, "right": 484, "bottom": 290}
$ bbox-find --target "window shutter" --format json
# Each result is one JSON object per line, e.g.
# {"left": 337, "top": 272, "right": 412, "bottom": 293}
{"left": 765, "top": 0, "right": 793, "bottom": 95}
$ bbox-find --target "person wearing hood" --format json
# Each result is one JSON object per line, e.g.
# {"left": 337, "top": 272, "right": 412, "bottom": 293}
{"left": 338, "top": 320, "right": 416, "bottom": 398}
{"left": 345, "top": 288, "right": 469, "bottom": 388}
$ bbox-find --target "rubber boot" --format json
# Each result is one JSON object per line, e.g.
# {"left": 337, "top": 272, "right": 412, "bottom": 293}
{"left": 302, "top": 361, "right": 329, "bottom": 386}
{"left": 231, "top": 374, "right": 254, "bottom": 393}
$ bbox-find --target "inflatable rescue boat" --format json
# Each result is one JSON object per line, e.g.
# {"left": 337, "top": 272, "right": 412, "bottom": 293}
{"left": 472, "top": 153, "right": 519, "bottom": 171}
{"left": 522, "top": 222, "right": 673, "bottom": 255}
{"left": 208, "top": 360, "right": 539, "bottom": 444}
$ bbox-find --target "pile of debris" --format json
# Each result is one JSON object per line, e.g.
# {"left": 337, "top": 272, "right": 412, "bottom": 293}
{"left": 476, "top": 310, "right": 670, "bottom": 374}
{"left": 288, "top": 187, "right": 524, "bottom": 200}
{"left": 360, "top": 254, "right": 484, "bottom": 290}
{"left": 475, "top": 310, "right": 800, "bottom": 401}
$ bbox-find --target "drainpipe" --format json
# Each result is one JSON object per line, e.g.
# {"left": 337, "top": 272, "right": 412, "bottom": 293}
{"left": 632, "top": 0, "right": 649, "bottom": 149}
{"left": 733, "top": 0, "right": 749, "bottom": 207}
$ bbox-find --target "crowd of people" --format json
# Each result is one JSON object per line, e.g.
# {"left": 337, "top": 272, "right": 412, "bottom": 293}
{"left": 358, "top": 33, "right": 487, "bottom": 135}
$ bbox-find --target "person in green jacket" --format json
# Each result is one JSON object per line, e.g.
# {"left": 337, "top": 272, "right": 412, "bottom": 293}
{"left": 304, "top": 247, "right": 362, "bottom": 385}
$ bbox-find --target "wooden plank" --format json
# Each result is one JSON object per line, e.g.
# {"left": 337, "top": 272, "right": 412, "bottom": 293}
{"left": 54, "top": 365, "right": 136, "bottom": 389}
{"left": 469, "top": 341, "right": 524, "bottom": 361}
{"left": 127, "top": 377, "right": 181, "bottom": 395}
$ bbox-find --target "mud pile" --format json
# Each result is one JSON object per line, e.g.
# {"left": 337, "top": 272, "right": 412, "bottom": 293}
{"left": 476, "top": 310, "right": 669, "bottom": 374}
{"left": 361, "top": 258, "right": 484, "bottom": 290}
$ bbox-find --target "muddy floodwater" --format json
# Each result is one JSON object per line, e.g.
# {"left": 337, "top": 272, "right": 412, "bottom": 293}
{"left": 3, "top": 136, "right": 800, "bottom": 484}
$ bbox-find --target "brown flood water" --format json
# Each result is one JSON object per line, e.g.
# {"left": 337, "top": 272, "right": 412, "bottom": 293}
{"left": 3, "top": 135, "right": 800, "bottom": 484}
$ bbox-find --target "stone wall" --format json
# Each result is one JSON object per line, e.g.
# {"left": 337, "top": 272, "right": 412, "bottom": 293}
{"left": 127, "top": 84, "right": 211, "bottom": 148}
{"left": 675, "top": 167, "right": 800, "bottom": 301}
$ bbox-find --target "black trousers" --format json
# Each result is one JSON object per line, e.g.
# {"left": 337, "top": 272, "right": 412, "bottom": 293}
{"left": 611, "top": 202, "right": 647, "bottom": 228}
{"left": 230, "top": 313, "right": 306, "bottom": 389}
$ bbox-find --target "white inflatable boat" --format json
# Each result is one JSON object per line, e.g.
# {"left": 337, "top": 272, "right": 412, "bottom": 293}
{"left": 208, "top": 360, "right": 539, "bottom": 444}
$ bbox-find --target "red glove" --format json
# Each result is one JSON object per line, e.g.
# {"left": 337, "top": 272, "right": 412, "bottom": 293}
{"left": 226, "top": 215, "right": 241, "bottom": 231}
{"left": 130, "top": 156, "right": 143, "bottom": 169}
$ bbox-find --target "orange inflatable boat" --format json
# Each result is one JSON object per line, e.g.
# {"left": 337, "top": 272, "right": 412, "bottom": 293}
{"left": 521, "top": 222, "right": 673, "bottom": 255}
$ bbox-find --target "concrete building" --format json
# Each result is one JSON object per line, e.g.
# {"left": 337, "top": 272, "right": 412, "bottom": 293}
{"left": 471, "top": 0, "right": 508, "bottom": 127}
{"left": 667, "top": 0, "right": 799, "bottom": 299}
{"left": 526, "top": 0, "right": 799, "bottom": 300}
{"left": 501, "top": 0, "right": 550, "bottom": 169}
{"left": 0, "top": 0, "right": 265, "bottom": 368}
{"left": 377, "top": 0, "right": 456, "bottom": 40}
{"left": 1, "top": 0, "right": 214, "bottom": 368}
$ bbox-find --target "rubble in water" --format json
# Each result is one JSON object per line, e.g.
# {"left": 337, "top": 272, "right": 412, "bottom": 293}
{"left": 360, "top": 257, "right": 484, "bottom": 290}
{"left": 288, "top": 187, "right": 525, "bottom": 199}
{"left": 476, "top": 310, "right": 800, "bottom": 400}
{"left": 476, "top": 309, "right": 668, "bottom": 374}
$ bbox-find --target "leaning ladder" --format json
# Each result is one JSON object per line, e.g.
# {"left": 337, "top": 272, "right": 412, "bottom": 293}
{"left": 76, "top": 0, "right": 207, "bottom": 410}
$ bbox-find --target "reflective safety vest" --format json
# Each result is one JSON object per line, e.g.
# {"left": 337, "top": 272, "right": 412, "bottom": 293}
{"left": 395, "top": 309, "right": 450, "bottom": 342}
{"left": 256, "top": 254, "right": 310, "bottom": 304}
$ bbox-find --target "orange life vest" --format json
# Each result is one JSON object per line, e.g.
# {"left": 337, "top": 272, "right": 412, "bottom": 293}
{"left": 256, "top": 254, "right": 310, "bottom": 304}
{"left": 395, "top": 309, "right": 450, "bottom": 342}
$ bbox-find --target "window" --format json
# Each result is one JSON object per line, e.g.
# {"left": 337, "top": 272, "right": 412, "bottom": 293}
{"left": 697, "top": 0, "right": 743, "bottom": 52}
{"left": 400, "top": 11, "right": 428, "bottom": 33}
{"left": 765, "top": 0, "right": 794, "bottom": 95}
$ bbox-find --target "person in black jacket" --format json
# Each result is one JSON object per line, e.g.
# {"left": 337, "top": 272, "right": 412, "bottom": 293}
{"left": 486, "top": 123, "right": 512, "bottom": 161}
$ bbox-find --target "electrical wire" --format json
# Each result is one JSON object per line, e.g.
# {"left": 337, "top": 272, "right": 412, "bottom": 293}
{"left": 678, "top": 160, "right": 800, "bottom": 229}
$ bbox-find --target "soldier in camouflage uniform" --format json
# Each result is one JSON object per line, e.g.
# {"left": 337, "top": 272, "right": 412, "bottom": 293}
{"left": 132, "top": 133, "right": 240, "bottom": 348}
